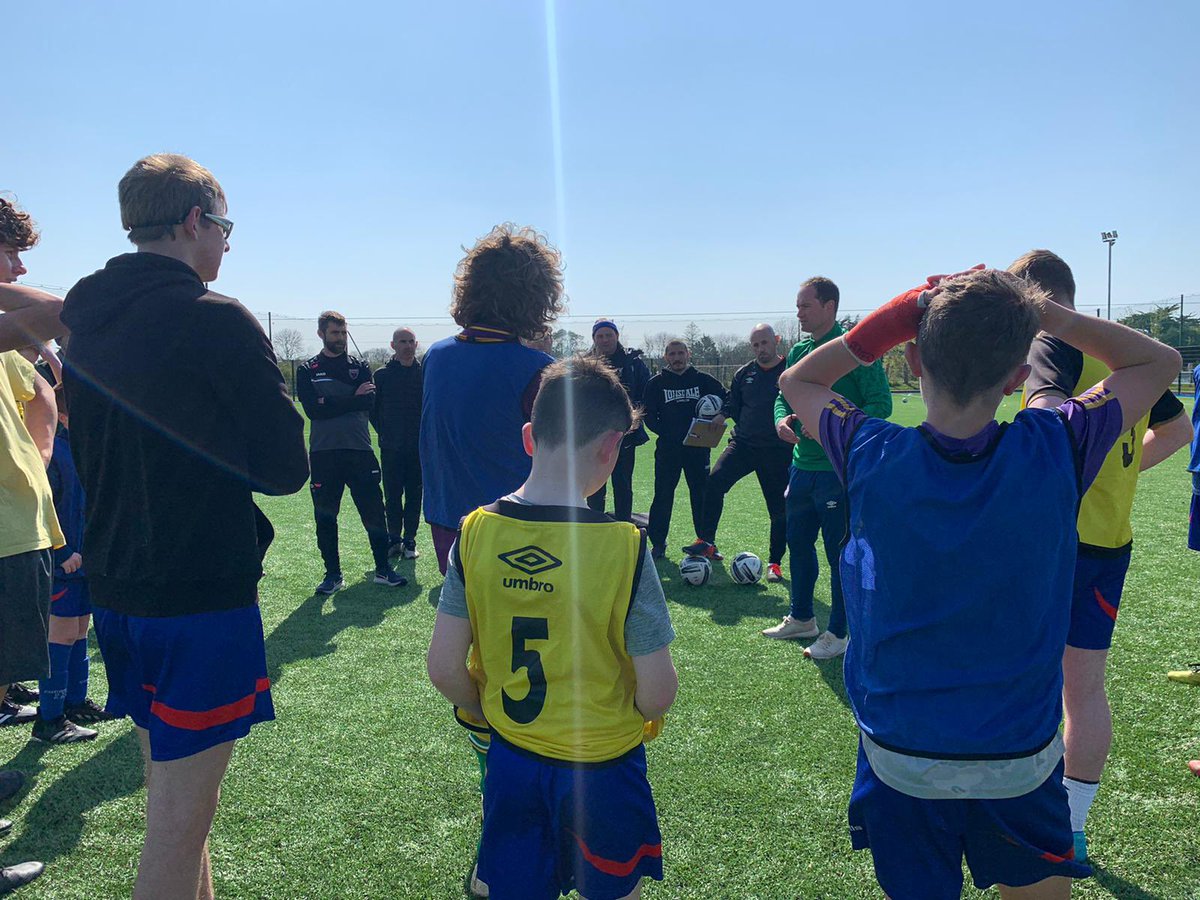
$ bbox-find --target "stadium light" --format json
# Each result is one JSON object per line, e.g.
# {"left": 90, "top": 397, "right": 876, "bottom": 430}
{"left": 1101, "top": 231, "right": 1118, "bottom": 319}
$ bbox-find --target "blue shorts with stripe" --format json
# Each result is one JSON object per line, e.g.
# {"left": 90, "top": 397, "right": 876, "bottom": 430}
{"left": 1068, "top": 550, "right": 1132, "bottom": 650}
{"left": 479, "top": 735, "right": 664, "bottom": 900}
{"left": 849, "top": 742, "right": 1089, "bottom": 899}
{"left": 50, "top": 580, "right": 91, "bottom": 618}
{"left": 93, "top": 604, "right": 274, "bottom": 762}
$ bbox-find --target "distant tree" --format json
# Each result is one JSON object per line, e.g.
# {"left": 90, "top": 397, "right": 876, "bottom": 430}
{"left": 273, "top": 327, "right": 305, "bottom": 362}
{"left": 774, "top": 318, "right": 801, "bottom": 351}
{"left": 690, "top": 334, "right": 720, "bottom": 367}
{"left": 683, "top": 321, "right": 703, "bottom": 349}
{"left": 1118, "top": 303, "right": 1200, "bottom": 348}
{"left": 642, "top": 331, "right": 674, "bottom": 360}
{"left": 364, "top": 347, "right": 392, "bottom": 368}
{"left": 552, "top": 328, "right": 586, "bottom": 359}
{"left": 882, "top": 345, "right": 915, "bottom": 388}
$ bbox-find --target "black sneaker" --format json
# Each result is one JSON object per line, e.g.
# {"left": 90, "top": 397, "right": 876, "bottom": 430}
{"left": 64, "top": 698, "right": 115, "bottom": 724}
{"left": 315, "top": 574, "right": 345, "bottom": 595}
{"left": 373, "top": 567, "right": 408, "bottom": 587}
{"left": 681, "top": 539, "right": 723, "bottom": 560}
{"left": 0, "top": 861, "right": 44, "bottom": 893}
{"left": 401, "top": 538, "right": 420, "bottom": 560}
{"left": 31, "top": 715, "right": 98, "bottom": 744}
{"left": 6, "top": 683, "right": 38, "bottom": 705}
{"left": 0, "top": 700, "right": 36, "bottom": 728}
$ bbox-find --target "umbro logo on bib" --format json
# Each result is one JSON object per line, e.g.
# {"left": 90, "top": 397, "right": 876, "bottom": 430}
{"left": 497, "top": 545, "right": 563, "bottom": 576}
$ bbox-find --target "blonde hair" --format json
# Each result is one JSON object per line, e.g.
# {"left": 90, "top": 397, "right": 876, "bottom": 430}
{"left": 119, "top": 154, "right": 226, "bottom": 245}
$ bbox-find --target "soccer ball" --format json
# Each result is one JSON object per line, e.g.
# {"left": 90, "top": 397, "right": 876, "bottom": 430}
{"left": 679, "top": 556, "right": 711, "bottom": 586}
{"left": 696, "top": 394, "right": 723, "bottom": 419}
{"left": 730, "top": 552, "right": 763, "bottom": 585}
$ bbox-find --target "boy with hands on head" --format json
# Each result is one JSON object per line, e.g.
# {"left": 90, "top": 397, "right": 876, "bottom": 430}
{"left": 428, "top": 356, "right": 677, "bottom": 900}
{"left": 778, "top": 268, "right": 1179, "bottom": 900}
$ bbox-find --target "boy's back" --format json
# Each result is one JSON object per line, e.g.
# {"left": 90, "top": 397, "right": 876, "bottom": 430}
{"left": 457, "top": 500, "right": 650, "bottom": 762}
{"left": 428, "top": 356, "right": 677, "bottom": 900}
{"left": 826, "top": 396, "right": 1118, "bottom": 795}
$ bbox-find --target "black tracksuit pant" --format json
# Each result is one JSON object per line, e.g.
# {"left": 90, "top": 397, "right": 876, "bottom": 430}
{"left": 310, "top": 449, "right": 390, "bottom": 576}
{"left": 381, "top": 447, "right": 422, "bottom": 543}
{"left": 586, "top": 443, "right": 638, "bottom": 522}
{"left": 647, "top": 442, "right": 709, "bottom": 550}
{"left": 697, "top": 441, "right": 791, "bottom": 563}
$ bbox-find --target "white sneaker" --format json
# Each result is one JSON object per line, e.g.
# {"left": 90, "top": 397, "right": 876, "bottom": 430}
{"left": 804, "top": 631, "right": 849, "bottom": 660}
{"left": 761, "top": 616, "right": 819, "bottom": 640}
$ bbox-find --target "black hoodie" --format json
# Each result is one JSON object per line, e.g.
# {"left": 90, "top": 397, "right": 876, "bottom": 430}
{"left": 61, "top": 253, "right": 308, "bottom": 616}
{"left": 642, "top": 365, "right": 727, "bottom": 446}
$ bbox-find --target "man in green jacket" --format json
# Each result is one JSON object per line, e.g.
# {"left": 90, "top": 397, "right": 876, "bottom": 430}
{"left": 764, "top": 277, "right": 892, "bottom": 658}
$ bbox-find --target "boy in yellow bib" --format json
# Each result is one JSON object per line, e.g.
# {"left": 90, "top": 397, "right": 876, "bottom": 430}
{"left": 429, "top": 357, "right": 678, "bottom": 900}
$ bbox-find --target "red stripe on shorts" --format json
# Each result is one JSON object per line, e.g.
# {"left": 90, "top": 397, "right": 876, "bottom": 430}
{"left": 570, "top": 832, "right": 662, "bottom": 878}
{"left": 1093, "top": 587, "right": 1118, "bottom": 621}
{"left": 141, "top": 677, "right": 271, "bottom": 731}
{"left": 50, "top": 589, "right": 68, "bottom": 602}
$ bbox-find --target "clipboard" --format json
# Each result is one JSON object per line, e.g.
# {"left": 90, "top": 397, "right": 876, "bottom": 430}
{"left": 683, "top": 417, "right": 727, "bottom": 448}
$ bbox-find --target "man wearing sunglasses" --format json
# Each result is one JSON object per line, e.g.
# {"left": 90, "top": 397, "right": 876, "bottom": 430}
{"left": 61, "top": 154, "right": 308, "bottom": 900}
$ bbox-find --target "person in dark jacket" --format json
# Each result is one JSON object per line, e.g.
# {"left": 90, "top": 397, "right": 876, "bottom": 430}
{"left": 642, "top": 339, "right": 726, "bottom": 558}
{"left": 682, "top": 324, "right": 791, "bottom": 580}
{"left": 372, "top": 327, "right": 423, "bottom": 560}
{"left": 61, "top": 154, "right": 308, "bottom": 900}
{"left": 585, "top": 318, "right": 650, "bottom": 522}
{"left": 297, "top": 312, "right": 405, "bottom": 593}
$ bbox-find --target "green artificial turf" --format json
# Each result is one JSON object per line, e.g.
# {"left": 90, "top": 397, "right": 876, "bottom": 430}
{"left": 2, "top": 394, "right": 1197, "bottom": 898}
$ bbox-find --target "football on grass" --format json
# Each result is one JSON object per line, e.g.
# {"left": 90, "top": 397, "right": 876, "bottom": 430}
{"left": 679, "top": 556, "right": 711, "bottom": 586}
{"left": 730, "top": 552, "right": 763, "bottom": 584}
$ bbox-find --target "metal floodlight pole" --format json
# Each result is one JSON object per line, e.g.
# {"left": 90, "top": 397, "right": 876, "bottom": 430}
{"left": 1101, "top": 230, "right": 1118, "bottom": 319}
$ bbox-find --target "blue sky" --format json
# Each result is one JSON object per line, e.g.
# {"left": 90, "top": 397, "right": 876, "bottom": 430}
{"left": 6, "top": 1, "right": 1197, "bottom": 346}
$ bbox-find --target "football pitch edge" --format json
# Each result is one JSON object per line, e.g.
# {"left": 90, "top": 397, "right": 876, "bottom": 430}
{"left": 0, "top": 395, "right": 1197, "bottom": 898}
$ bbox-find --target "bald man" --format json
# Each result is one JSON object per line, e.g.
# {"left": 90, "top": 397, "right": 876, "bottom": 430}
{"left": 372, "top": 328, "right": 423, "bottom": 559}
{"left": 683, "top": 325, "right": 791, "bottom": 581}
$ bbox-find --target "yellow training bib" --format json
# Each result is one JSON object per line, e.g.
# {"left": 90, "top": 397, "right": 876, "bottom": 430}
{"left": 1022, "top": 352, "right": 1145, "bottom": 551}
{"left": 459, "top": 503, "right": 646, "bottom": 763}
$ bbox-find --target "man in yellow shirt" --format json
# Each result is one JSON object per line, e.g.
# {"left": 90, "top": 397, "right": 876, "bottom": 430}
{"left": 0, "top": 195, "right": 68, "bottom": 894}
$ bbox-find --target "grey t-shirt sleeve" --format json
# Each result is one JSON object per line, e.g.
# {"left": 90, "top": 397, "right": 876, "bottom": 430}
{"left": 624, "top": 551, "right": 676, "bottom": 656}
{"left": 437, "top": 539, "right": 470, "bottom": 619}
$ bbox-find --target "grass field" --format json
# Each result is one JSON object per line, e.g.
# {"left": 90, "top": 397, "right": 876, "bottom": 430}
{"left": 1, "top": 394, "right": 1198, "bottom": 899}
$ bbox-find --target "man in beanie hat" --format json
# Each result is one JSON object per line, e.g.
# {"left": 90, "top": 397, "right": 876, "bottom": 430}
{"left": 586, "top": 318, "right": 650, "bottom": 522}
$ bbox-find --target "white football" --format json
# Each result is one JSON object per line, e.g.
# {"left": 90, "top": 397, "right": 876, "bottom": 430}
{"left": 679, "top": 556, "right": 711, "bottom": 586}
{"left": 696, "top": 394, "right": 723, "bottom": 419}
{"left": 730, "top": 552, "right": 763, "bottom": 585}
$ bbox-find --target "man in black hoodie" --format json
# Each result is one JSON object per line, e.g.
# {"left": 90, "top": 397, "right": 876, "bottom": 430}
{"left": 642, "top": 339, "right": 726, "bottom": 558}
{"left": 585, "top": 319, "right": 649, "bottom": 522}
{"left": 62, "top": 154, "right": 308, "bottom": 900}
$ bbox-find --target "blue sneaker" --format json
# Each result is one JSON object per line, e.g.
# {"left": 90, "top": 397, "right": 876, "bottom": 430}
{"left": 374, "top": 567, "right": 408, "bottom": 587}
{"left": 315, "top": 574, "right": 344, "bottom": 595}
{"left": 1073, "top": 830, "right": 1088, "bottom": 863}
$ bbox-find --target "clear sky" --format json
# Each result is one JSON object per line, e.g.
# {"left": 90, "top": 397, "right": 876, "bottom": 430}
{"left": 6, "top": 1, "right": 1197, "bottom": 341}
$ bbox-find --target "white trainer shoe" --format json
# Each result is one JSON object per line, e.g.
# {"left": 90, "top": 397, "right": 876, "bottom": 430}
{"left": 761, "top": 616, "right": 819, "bottom": 640}
{"left": 804, "top": 631, "right": 849, "bottom": 659}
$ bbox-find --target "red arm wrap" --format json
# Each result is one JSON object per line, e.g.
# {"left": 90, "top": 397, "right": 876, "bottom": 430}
{"left": 844, "top": 288, "right": 926, "bottom": 364}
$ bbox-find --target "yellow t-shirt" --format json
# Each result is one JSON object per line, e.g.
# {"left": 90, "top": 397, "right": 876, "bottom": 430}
{"left": 459, "top": 504, "right": 646, "bottom": 763}
{"left": 0, "top": 351, "right": 64, "bottom": 557}
{"left": 1022, "top": 348, "right": 1145, "bottom": 551}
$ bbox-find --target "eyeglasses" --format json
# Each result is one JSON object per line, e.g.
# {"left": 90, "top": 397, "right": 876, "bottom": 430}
{"left": 202, "top": 213, "right": 234, "bottom": 239}
{"left": 131, "top": 211, "right": 234, "bottom": 239}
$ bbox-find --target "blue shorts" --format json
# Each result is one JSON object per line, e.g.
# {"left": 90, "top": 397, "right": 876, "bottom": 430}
{"left": 1067, "top": 551, "right": 1131, "bottom": 650}
{"left": 479, "top": 736, "right": 664, "bottom": 900}
{"left": 849, "top": 743, "right": 1089, "bottom": 899}
{"left": 1188, "top": 474, "right": 1200, "bottom": 552}
{"left": 50, "top": 580, "right": 91, "bottom": 618}
{"left": 93, "top": 604, "right": 274, "bottom": 762}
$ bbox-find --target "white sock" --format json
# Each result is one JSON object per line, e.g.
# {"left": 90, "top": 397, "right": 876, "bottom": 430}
{"left": 1063, "top": 776, "right": 1099, "bottom": 832}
